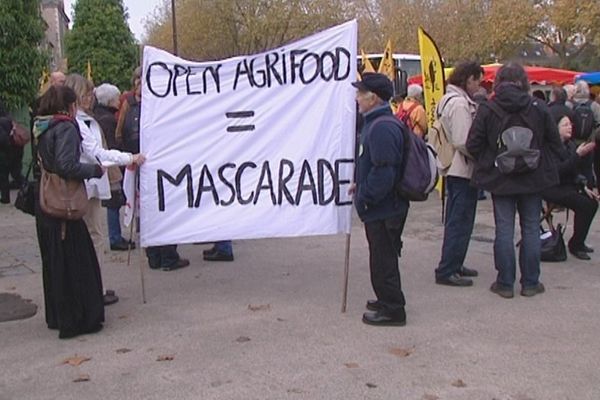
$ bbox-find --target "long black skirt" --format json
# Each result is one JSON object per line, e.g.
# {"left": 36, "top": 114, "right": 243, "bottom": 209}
{"left": 36, "top": 201, "right": 105, "bottom": 339}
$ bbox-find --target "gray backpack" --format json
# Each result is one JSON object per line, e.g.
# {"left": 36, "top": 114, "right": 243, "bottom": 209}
{"left": 488, "top": 101, "right": 541, "bottom": 175}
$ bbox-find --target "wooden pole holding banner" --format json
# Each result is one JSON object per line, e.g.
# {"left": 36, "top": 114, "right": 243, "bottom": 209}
{"left": 341, "top": 232, "right": 352, "bottom": 313}
{"left": 126, "top": 169, "right": 146, "bottom": 304}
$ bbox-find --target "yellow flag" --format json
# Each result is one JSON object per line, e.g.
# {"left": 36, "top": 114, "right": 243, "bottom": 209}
{"left": 418, "top": 27, "right": 445, "bottom": 197}
{"left": 86, "top": 60, "right": 93, "bottom": 81}
{"left": 360, "top": 49, "right": 376, "bottom": 74}
{"left": 39, "top": 68, "right": 50, "bottom": 94}
{"left": 377, "top": 39, "right": 395, "bottom": 81}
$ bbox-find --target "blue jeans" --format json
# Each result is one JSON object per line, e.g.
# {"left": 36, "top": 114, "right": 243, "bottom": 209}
{"left": 107, "top": 207, "right": 123, "bottom": 245}
{"left": 492, "top": 193, "right": 542, "bottom": 289}
{"left": 214, "top": 240, "right": 233, "bottom": 255}
{"left": 435, "top": 176, "right": 478, "bottom": 278}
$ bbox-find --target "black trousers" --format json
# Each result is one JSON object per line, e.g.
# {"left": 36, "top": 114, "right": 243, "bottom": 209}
{"left": 542, "top": 184, "right": 598, "bottom": 250}
{"left": 364, "top": 209, "right": 408, "bottom": 317}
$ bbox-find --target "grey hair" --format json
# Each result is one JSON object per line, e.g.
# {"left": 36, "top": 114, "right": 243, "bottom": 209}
{"left": 574, "top": 80, "right": 590, "bottom": 100}
{"left": 563, "top": 84, "right": 575, "bottom": 99}
{"left": 95, "top": 83, "right": 121, "bottom": 106}
{"left": 407, "top": 84, "right": 423, "bottom": 99}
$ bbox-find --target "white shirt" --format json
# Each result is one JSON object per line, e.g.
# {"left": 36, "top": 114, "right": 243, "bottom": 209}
{"left": 76, "top": 109, "right": 133, "bottom": 199}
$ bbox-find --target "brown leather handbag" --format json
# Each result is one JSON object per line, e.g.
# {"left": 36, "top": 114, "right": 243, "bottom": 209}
{"left": 39, "top": 163, "right": 89, "bottom": 220}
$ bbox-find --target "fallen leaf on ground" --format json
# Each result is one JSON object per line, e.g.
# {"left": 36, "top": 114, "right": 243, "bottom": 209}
{"left": 116, "top": 348, "right": 132, "bottom": 354}
{"left": 156, "top": 354, "right": 175, "bottom": 361}
{"left": 117, "top": 315, "right": 128, "bottom": 319}
{"left": 72, "top": 374, "right": 90, "bottom": 382}
{"left": 344, "top": 362, "right": 359, "bottom": 368}
{"left": 366, "top": 382, "right": 377, "bottom": 388}
{"left": 287, "top": 388, "right": 304, "bottom": 394}
{"left": 389, "top": 347, "right": 414, "bottom": 357}
{"left": 235, "top": 336, "right": 251, "bottom": 343}
{"left": 451, "top": 379, "right": 467, "bottom": 388}
{"left": 248, "top": 304, "right": 270, "bottom": 311}
{"left": 276, "top": 318, "right": 286, "bottom": 322}
{"left": 62, "top": 356, "right": 91, "bottom": 367}
{"left": 6, "top": 287, "right": 16, "bottom": 291}
{"left": 423, "top": 394, "right": 440, "bottom": 400}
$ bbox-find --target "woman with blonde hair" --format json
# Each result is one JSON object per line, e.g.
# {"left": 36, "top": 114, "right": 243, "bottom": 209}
{"left": 64, "top": 74, "right": 145, "bottom": 305}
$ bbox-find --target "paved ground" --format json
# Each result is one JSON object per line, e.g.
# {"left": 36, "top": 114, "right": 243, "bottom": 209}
{"left": 1, "top": 192, "right": 599, "bottom": 400}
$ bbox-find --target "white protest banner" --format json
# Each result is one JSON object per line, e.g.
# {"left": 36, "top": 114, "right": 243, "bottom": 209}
{"left": 140, "top": 20, "right": 357, "bottom": 247}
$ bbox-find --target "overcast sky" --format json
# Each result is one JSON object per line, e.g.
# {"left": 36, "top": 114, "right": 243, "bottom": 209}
{"left": 63, "top": 0, "right": 164, "bottom": 41}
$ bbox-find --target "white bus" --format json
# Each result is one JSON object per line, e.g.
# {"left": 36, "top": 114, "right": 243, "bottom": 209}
{"left": 358, "top": 53, "right": 421, "bottom": 97}
{"left": 358, "top": 53, "right": 422, "bottom": 78}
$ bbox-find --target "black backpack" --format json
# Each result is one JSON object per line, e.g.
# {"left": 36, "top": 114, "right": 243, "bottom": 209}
{"left": 572, "top": 100, "right": 596, "bottom": 141}
{"left": 488, "top": 101, "right": 541, "bottom": 176}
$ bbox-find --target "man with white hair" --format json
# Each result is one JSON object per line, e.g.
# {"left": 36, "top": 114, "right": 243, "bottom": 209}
{"left": 395, "top": 84, "right": 428, "bottom": 137}
{"left": 94, "top": 83, "right": 134, "bottom": 251}
{"left": 563, "top": 84, "right": 576, "bottom": 109}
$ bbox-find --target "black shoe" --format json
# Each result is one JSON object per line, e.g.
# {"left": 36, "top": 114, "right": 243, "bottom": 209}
{"left": 520, "top": 283, "right": 545, "bottom": 297}
{"left": 582, "top": 244, "right": 594, "bottom": 253}
{"left": 0, "top": 197, "right": 9, "bottom": 204}
{"left": 366, "top": 300, "right": 381, "bottom": 311}
{"left": 570, "top": 248, "right": 591, "bottom": 260}
{"left": 490, "top": 282, "right": 514, "bottom": 298}
{"left": 202, "top": 247, "right": 217, "bottom": 257}
{"left": 435, "top": 273, "right": 473, "bottom": 287}
{"left": 103, "top": 290, "right": 119, "bottom": 305}
{"left": 362, "top": 311, "right": 406, "bottom": 326}
{"left": 110, "top": 240, "right": 135, "bottom": 251}
{"left": 203, "top": 251, "right": 234, "bottom": 262}
{"left": 458, "top": 266, "right": 478, "bottom": 277}
{"left": 162, "top": 258, "right": 190, "bottom": 271}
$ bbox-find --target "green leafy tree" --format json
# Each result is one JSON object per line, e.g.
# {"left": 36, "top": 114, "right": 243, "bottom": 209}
{"left": 0, "top": 0, "right": 45, "bottom": 110}
{"left": 65, "top": 0, "right": 138, "bottom": 89}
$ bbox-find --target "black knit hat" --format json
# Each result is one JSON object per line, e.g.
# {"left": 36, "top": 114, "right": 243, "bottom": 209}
{"left": 352, "top": 73, "right": 394, "bottom": 101}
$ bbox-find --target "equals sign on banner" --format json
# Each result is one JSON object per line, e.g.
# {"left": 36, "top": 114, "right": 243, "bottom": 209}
{"left": 225, "top": 110, "right": 255, "bottom": 133}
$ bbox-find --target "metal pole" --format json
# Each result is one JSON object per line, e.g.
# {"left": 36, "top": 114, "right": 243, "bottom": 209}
{"left": 171, "top": 0, "right": 178, "bottom": 55}
{"left": 341, "top": 233, "right": 352, "bottom": 313}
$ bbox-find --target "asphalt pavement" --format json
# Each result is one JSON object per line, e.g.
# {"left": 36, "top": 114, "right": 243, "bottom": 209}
{"left": 1, "top": 192, "right": 599, "bottom": 400}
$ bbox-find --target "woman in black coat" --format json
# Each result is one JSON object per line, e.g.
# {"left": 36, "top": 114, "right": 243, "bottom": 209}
{"left": 34, "top": 86, "right": 106, "bottom": 339}
{"left": 542, "top": 108, "right": 598, "bottom": 260}
{"left": 466, "top": 63, "right": 563, "bottom": 299}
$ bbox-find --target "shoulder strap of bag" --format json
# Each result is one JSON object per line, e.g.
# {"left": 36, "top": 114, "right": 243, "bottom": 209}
{"left": 365, "top": 115, "right": 408, "bottom": 167}
{"left": 436, "top": 93, "right": 459, "bottom": 119}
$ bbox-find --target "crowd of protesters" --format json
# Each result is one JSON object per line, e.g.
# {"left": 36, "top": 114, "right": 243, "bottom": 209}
{"left": 0, "top": 60, "right": 599, "bottom": 336}
{"left": 352, "top": 62, "right": 599, "bottom": 326}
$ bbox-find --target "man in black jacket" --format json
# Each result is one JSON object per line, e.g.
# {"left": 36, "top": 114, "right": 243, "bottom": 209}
{"left": 351, "top": 73, "right": 409, "bottom": 326}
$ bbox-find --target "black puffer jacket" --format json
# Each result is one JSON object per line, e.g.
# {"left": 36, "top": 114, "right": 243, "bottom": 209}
{"left": 466, "top": 83, "right": 563, "bottom": 196}
{"left": 37, "top": 117, "right": 103, "bottom": 181}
